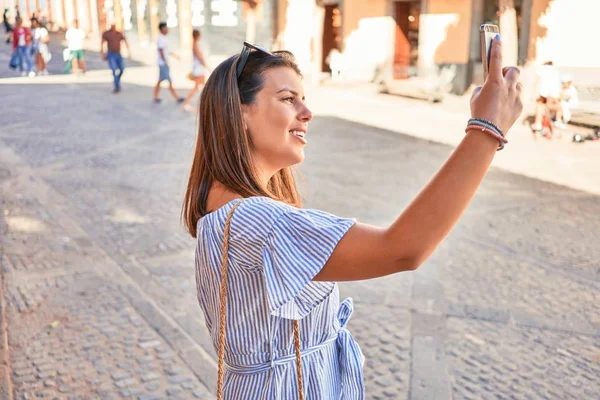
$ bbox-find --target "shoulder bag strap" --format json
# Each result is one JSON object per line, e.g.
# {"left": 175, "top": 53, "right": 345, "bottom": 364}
{"left": 217, "top": 200, "right": 304, "bottom": 400}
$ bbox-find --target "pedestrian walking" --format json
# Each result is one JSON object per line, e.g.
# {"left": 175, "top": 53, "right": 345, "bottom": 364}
{"left": 11, "top": 17, "right": 34, "bottom": 77}
{"left": 3, "top": 8, "right": 12, "bottom": 44}
{"left": 31, "top": 18, "right": 50, "bottom": 75}
{"left": 65, "top": 19, "right": 86, "bottom": 74}
{"left": 182, "top": 37, "right": 522, "bottom": 399}
{"left": 153, "top": 22, "right": 183, "bottom": 104}
{"left": 101, "top": 23, "right": 130, "bottom": 93}
{"left": 181, "top": 29, "right": 210, "bottom": 112}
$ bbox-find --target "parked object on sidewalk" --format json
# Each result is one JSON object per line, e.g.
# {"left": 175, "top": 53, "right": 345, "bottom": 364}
{"left": 572, "top": 129, "right": 600, "bottom": 143}
{"left": 380, "top": 65, "right": 455, "bottom": 103}
{"left": 326, "top": 48, "right": 346, "bottom": 81}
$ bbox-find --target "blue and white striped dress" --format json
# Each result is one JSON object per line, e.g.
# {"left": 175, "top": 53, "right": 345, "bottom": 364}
{"left": 195, "top": 196, "right": 365, "bottom": 399}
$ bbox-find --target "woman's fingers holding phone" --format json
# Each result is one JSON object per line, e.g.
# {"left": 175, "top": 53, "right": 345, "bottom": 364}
{"left": 488, "top": 35, "right": 503, "bottom": 81}
{"left": 471, "top": 36, "right": 523, "bottom": 135}
{"left": 503, "top": 66, "right": 521, "bottom": 86}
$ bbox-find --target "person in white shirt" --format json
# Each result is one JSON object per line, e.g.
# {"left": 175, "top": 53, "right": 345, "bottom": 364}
{"left": 531, "top": 61, "right": 562, "bottom": 134}
{"left": 556, "top": 74, "right": 579, "bottom": 127}
{"left": 31, "top": 18, "right": 50, "bottom": 75}
{"left": 153, "top": 22, "right": 183, "bottom": 103}
{"left": 65, "top": 19, "right": 86, "bottom": 73}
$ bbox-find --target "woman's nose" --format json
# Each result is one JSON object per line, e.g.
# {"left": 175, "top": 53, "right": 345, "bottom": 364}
{"left": 299, "top": 104, "right": 313, "bottom": 122}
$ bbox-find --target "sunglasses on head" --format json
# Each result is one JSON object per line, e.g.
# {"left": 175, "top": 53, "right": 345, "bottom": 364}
{"left": 236, "top": 41, "right": 275, "bottom": 78}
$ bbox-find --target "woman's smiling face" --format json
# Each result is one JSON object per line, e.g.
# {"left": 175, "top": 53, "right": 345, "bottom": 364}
{"left": 242, "top": 66, "right": 313, "bottom": 179}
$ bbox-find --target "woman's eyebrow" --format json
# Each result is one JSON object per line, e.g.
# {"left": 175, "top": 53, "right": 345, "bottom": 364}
{"left": 276, "top": 88, "right": 305, "bottom": 100}
{"left": 277, "top": 88, "right": 299, "bottom": 96}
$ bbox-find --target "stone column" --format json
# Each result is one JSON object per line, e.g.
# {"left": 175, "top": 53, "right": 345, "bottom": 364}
{"left": 518, "top": 0, "right": 532, "bottom": 65}
{"left": 149, "top": 0, "right": 159, "bottom": 42}
{"left": 114, "top": 0, "right": 123, "bottom": 30}
{"left": 499, "top": 0, "right": 518, "bottom": 66}
{"left": 48, "top": 0, "right": 54, "bottom": 26}
{"left": 178, "top": 0, "right": 191, "bottom": 53}
{"left": 96, "top": 0, "right": 106, "bottom": 31}
{"left": 72, "top": 0, "right": 79, "bottom": 23}
{"left": 61, "top": 0, "right": 67, "bottom": 26}
{"left": 86, "top": 0, "right": 95, "bottom": 31}
{"left": 135, "top": 0, "right": 149, "bottom": 44}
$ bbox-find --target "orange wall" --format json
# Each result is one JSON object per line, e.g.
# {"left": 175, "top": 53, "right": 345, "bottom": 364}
{"left": 342, "top": 0, "right": 388, "bottom": 42}
{"left": 425, "top": 0, "right": 472, "bottom": 64}
{"left": 339, "top": 0, "right": 473, "bottom": 65}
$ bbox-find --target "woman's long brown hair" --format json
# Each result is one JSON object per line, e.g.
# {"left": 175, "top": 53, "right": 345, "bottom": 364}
{"left": 182, "top": 50, "right": 303, "bottom": 237}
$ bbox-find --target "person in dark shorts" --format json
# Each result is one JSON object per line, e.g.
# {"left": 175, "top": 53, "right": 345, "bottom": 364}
{"left": 153, "top": 22, "right": 183, "bottom": 103}
{"left": 101, "top": 23, "right": 130, "bottom": 93}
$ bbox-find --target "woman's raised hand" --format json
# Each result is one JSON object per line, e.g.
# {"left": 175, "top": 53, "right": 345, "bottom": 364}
{"left": 470, "top": 36, "right": 523, "bottom": 135}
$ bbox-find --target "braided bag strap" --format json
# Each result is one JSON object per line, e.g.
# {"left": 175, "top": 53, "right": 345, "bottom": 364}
{"left": 216, "top": 200, "right": 304, "bottom": 400}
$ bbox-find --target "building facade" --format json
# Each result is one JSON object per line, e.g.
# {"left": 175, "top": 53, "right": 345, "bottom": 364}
{"left": 274, "top": 0, "right": 600, "bottom": 94}
{"left": 2, "top": 0, "right": 596, "bottom": 93}
{"left": 0, "top": 0, "right": 277, "bottom": 57}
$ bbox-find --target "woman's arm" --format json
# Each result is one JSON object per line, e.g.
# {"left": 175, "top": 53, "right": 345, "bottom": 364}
{"left": 195, "top": 46, "right": 211, "bottom": 72}
{"left": 314, "top": 37, "right": 523, "bottom": 282}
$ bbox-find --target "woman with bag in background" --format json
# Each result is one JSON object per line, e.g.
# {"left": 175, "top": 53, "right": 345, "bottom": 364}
{"left": 182, "top": 36, "right": 522, "bottom": 399}
{"left": 31, "top": 18, "right": 50, "bottom": 75}
{"left": 182, "top": 29, "right": 210, "bottom": 112}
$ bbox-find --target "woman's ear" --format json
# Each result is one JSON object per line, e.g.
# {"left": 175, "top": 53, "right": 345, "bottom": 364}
{"left": 241, "top": 104, "right": 250, "bottom": 132}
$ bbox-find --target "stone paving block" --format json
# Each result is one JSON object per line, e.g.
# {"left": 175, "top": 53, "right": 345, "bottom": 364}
{"left": 445, "top": 318, "right": 600, "bottom": 399}
{"left": 4, "top": 271, "right": 213, "bottom": 399}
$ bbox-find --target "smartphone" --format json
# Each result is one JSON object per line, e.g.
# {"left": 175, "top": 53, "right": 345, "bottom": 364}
{"left": 480, "top": 24, "right": 499, "bottom": 79}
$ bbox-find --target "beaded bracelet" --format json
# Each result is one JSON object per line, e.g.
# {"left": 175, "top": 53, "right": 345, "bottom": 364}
{"left": 469, "top": 118, "right": 504, "bottom": 136}
{"left": 465, "top": 124, "right": 506, "bottom": 151}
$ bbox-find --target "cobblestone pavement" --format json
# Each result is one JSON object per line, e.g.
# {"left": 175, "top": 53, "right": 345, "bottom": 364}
{"left": 1, "top": 50, "right": 599, "bottom": 399}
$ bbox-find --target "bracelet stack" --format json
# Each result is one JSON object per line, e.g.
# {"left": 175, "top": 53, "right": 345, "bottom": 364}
{"left": 465, "top": 118, "right": 507, "bottom": 151}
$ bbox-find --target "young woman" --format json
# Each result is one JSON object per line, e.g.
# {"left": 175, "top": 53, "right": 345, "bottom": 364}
{"left": 31, "top": 18, "right": 50, "bottom": 75}
{"left": 183, "top": 37, "right": 522, "bottom": 399}
{"left": 182, "top": 29, "right": 210, "bottom": 112}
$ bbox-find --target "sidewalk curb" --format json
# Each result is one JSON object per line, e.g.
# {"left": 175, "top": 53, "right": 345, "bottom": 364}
{"left": 0, "top": 200, "right": 13, "bottom": 400}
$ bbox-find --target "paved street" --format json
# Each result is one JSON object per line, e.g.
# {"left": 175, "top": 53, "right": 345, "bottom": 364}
{"left": 1, "top": 43, "right": 599, "bottom": 400}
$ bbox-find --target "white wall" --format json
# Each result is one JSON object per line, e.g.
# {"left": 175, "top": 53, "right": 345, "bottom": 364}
{"left": 534, "top": 0, "right": 600, "bottom": 68}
